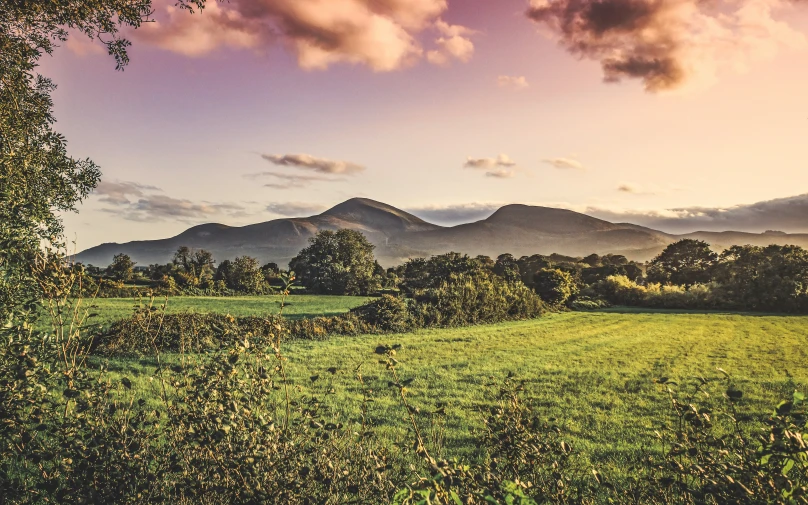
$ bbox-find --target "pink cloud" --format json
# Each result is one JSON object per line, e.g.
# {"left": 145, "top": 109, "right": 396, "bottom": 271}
{"left": 527, "top": 0, "right": 808, "bottom": 92}
{"left": 127, "top": 0, "right": 475, "bottom": 71}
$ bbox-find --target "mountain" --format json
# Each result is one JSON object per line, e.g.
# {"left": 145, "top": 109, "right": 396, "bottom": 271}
{"left": 75, "top": 198, "right": 808, "bottom": 267}
{"left": 75, "top": 198, "right": 441, "bottom": 267}
{"left": 391, "top": 205, "right": 675, "bottom": 261}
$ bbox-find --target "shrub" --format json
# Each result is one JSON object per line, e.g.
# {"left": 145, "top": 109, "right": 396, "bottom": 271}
{"left": 350, "top": 295, "right": 411, "bottom": 332}
{"left": 409, "top": 272, "right": 544, "bottom": 328}
{"left": 533, "top": 268, "right": 578, "bottom": 306}
{"left": 594, "top": 275, "right": 648, "bottom": 306}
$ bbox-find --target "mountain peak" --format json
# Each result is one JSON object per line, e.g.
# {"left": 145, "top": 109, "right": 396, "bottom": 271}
{"left": 320, "top": 198, "right": 440, "bottom": 233}
{"left": 485, "top": 204, "right": 618, "bottom": 234}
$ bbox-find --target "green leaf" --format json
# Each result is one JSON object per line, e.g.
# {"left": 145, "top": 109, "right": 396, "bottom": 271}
{"left": 783, "top": 458, "right": 795, "bottom": 476}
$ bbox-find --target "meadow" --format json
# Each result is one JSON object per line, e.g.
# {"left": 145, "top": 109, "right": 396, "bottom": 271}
{"left": 37, "top": 294, "right": 369, "bottom": 332}
{"left": 102, "top": 307, "right": 808, "bottom": 475}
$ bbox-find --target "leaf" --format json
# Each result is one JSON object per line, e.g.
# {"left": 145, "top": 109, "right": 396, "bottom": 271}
{"left": 783, "top": 458, "right": 795, "bottom": 476}
{"left": 776, "top": 401, "right": 793, "bottom": 416}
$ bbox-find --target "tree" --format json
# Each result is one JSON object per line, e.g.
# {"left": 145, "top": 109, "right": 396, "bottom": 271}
{"left": 0, "top": 0, "right": 206, "bottom": 318}
{"left": 494, "top": 254, "right": 521, "bottom": 282}
{"left": 173, "top": 246, "right": 192, "bottom": 271}
{"left": 289, "top": 230, "right": 380, "bottom": 295}
{"left": 212, "top": 257, "right": 265, "bottom": 293}
{"left": 230, "top": 256, "right": 265, "bottom": 294}
{"left": 533, "top": 268, "right": 578, "bottom": 306}
{"left": 647, "top": 239, "right": 717, "bottom": 289}
{"left": 582, "top": 254, "right": 601, "bottom": 267}
{"left": 713, "top": 245, "right": 808, "bottom": 312}
{"left": 107, "top": 253, "right": 135, "bottom": 282}
{"left": 398, "top": 252, "right": 490, "bottom": 294}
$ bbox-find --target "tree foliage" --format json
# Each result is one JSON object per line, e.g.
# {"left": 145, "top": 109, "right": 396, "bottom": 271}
{"left": 106, "top": 253, "right": 135, "bottom": 282}
{"left": 289, "top": 230, "right": 380, "bottom": 295}
{"left": 533, "top": 268, "right": 578, "bottom": 306}
{"left": 647, "top": 239, "right": 717, "bottom": 289}
{"left": 0, "top": 0, "right": 209, "bottom": 318}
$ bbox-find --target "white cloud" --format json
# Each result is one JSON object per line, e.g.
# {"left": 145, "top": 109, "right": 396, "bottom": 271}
{"left": 543, "top": 157, "right": 585, "bottom": 170}
{"left": 497, "top": 75, "right": 529, "bottom": 90}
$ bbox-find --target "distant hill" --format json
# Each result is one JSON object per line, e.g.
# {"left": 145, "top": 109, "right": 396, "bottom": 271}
{"left": 75, "top": 197, "right": 808, "bottom": 267}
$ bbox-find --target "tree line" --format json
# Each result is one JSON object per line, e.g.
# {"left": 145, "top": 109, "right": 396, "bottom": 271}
{"left": 88, "top": 231, "right": 808, "bottom": 313}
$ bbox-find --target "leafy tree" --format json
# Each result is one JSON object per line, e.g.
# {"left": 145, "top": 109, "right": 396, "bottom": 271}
{"left": 714, "top": 245, "right": 808, "bottom": 312}
{"left": 171, "top": 247, "right": 215, "bottom": 287}
{"left": 516, "top": 255, "right": 552, "bottom": 285}
{"left": 213, "top": 256, "right": 265, "bottom": 293}
{"left": 582, "top": 253, "right": 601, "bottom": 267}
{"left": 533, "top": 268, "right": 578, "bottom": 306}
{"left": 230, "top": 256, "right": 264, "bottom": 293}
{"left": 107, "top": 253, "right": 135, "bottom": 282}
{"left": 647, "top": 239, "right": 717, "bottom": 289}
{"left": 0, "top": 0, "right": 206, "bottom": 318}
{"left": 602, "top": 254, "right": 629, "bottom": 267}
{"left": 397, "top": 252, "right": 490, "bottom": 294}
{"left": 494, "top": 254, "right": 521, "bottom": 282}
{"left": 289, "top": 230, "right": 380, "bottom": 295}
{"left": 475, "top": 255, "right": 495, "bottom": 269}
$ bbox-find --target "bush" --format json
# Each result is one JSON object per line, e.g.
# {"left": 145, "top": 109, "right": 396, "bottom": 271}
{"left": 350, "top": 295, "right": 411, "bottom": 332}
{"left": 533, "top": 268, "right": 578, "bottom": 306}
{"left": 594, "top": 275, "right": 723, "bottom": 310}
{"left": 569, "top": 297, "right": 611, "bottom": 310}
{"left": 409, "top": 272, "right": 544, "bottom": 328}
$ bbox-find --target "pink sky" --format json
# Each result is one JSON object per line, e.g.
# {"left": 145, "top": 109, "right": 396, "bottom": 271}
{"left": 42, "top": 0, "right": 808, "bottom": 248}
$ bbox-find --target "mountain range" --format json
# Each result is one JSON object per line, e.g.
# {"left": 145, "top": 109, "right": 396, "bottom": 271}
{"left": 75, "top": 198, "right": 808, "bottom": 267}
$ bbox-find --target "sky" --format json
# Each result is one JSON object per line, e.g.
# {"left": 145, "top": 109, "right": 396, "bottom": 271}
{"left": 43, "top": 0, "right": 808, "bottom": 250}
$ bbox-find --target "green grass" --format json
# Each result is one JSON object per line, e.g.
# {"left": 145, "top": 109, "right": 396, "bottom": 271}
{"left": 38, "top": 294, "right": 369, "bottom": 331}
{"left": 103, "top": 310, "right": 808, "bottom": 474}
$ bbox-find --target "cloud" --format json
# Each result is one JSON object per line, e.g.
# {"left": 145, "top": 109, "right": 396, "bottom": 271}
{"left": 94, "top": 180, "right": 248, "bottom": 222}
{"left": 131, "top": 0, "right": 476, "bottom": 71}
{"left": 262, "top": 154, "right": 366, "bottom": 175}
{"left": 497, "top": 75, "right": 530, "bottom": 90}
{"left": 94, "top": 181, "right": 161, "bottom": 205}
{"left": 526, "top": 0, "right": 808, "bottom": 92}
{"left": 617, "top": 182, "right": 657, "bottom": 195}
{"left": 266, "top": 201, "right": 328, "bottom": 216}
{"left": 486, "top": 169, "right": 517, "bottom": 179}
{"left": 426, "top": 20, "right": 476, "bottom": 65}
{"left": 465, "top": 154, "right": 517, "bottom": 169}
{"left": 587, "top": 193, "right": 808, "bottom": 233}
{"left": 123, "top": 196, "right": 245, "bottom": 221}
{"left": 406, "top": 202, "right": 501, "bottom": 225}
{"left": 465, "top": 154, "right": 518, "bottom": 178}
{"left": 543, "top": 157, "right": 584, "bottom": 170}
{"left": 247, "top": 171, "right": 347, "bottom": 189}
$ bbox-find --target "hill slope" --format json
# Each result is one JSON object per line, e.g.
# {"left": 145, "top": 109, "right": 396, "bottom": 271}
{"left": 75, "top": 198, "right": 808, "bottom": 267}
{"left": 75, "top": 198, "right": 440, "bottom": 267}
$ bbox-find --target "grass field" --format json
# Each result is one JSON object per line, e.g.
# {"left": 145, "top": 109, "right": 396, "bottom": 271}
{"left": 103, "top": 309, "right": 808, "bottom": 475}
{"left": 38, "top": 294, "right": 369, "bottom": 331}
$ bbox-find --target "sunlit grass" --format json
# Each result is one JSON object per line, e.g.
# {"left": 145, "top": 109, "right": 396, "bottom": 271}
{"left": 37, "top": 294, "right": 369, "bottom": 332}
{"left": 100, "top": 310, "right": 808, "bottom": 476}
